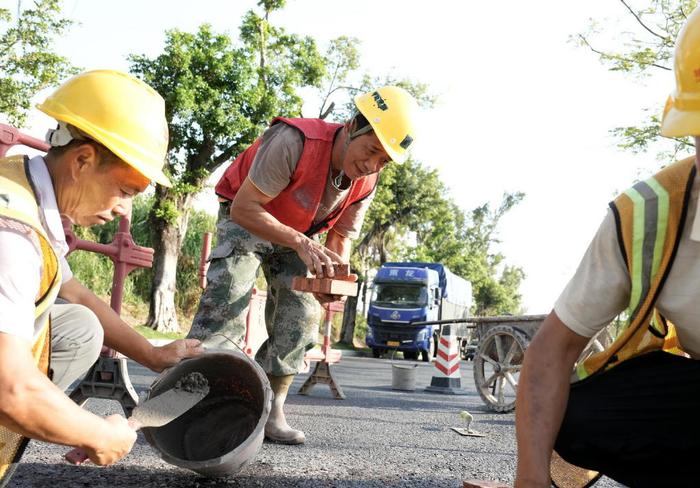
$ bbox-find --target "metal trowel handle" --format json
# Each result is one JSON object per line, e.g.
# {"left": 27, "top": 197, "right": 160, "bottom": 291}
{"left": 64, "top": 417, "right": 141, "bottom": 466}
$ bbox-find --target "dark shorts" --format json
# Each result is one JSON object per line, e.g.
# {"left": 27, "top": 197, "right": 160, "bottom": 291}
{"left": 555, "top": 351, "right": 700, "bottom": 487}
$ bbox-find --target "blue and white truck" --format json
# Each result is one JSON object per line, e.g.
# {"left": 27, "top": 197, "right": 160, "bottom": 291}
{"left": 365, "top": 262, "right": 473, "bottom": 361}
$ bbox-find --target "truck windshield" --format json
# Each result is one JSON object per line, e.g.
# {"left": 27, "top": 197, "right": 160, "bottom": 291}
{"left": 372, "top": 284, "right": 428, "bottom": 308}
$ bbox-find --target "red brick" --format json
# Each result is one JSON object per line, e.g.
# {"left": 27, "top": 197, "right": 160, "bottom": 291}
{"left": 463, "top": 481, "right": 510, "bottom": 488}
{"left": 292, "top": 277, "right": 358, "bottom": 297}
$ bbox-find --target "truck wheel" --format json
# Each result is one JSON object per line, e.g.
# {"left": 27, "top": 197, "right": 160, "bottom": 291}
{"left": 372, "top": 348, "right": 383, "bottom": 358}
{"left": 473, "top": 325, "right": 529, "bottom": 413}
{"left": 421, "top": 334, "right": 438, "bottom": 362}
{"left": 404, "top": 351, "right": 419, "bottom": 360}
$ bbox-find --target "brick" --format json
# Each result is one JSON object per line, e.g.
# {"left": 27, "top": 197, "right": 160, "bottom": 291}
{"left": 292, "top": 277, "right": 358, "bottom": 297}
{"left": 463, "top": 480, "right": 510, "bottom": 488}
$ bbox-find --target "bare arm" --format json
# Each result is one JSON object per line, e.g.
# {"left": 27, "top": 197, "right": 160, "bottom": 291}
{"left": 515, "top": 311, "right": 590, "bottom": 488}
{"left": 58, "top": 278, "right": 202, "bottom": 372}
{"left": 230, "top": 177, "right": 342, "bottom": 277}
{"left": 324, "top": 229, "right": 352, "bottom": 263}
{"left": 0, "top": 332, "right": 136, "bottom": 465}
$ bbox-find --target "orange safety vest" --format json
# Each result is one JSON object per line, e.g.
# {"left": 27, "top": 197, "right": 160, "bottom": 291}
{"left": 0, "top": 155, "right": 61, "bottom": 485}
{"left": 215, "top": 117, "right": 378, "bottom": 236}
{"left": 576, "top": 157, "right": 695, "bottom": 380}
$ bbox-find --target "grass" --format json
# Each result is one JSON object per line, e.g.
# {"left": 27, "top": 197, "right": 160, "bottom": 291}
{"left": 133, "top": 324, "right": 185, "bottom": 340}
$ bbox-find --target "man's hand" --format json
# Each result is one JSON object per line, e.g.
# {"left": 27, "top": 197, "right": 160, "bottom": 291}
{"left": 82, "top": 414, "right": 136, "bottom": 466}
{"left": 147, "top": 338, "right": 204, "bottom": 373}
{"left": 294, "top": 235, "right": 344, "bottom": 277}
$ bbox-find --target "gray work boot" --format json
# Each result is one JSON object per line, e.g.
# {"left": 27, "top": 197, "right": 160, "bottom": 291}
{"left": 264, "top": 374, "right": 306, "bottom": 445}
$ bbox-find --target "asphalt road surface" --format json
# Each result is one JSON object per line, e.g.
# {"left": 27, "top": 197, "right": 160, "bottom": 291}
{"left": 11, "top": 356, "right": 622, "bottom": 487}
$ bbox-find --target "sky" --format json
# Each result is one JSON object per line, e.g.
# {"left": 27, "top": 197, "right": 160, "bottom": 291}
{"left": 10, "top": 0, "right": 687, "bottom": 313}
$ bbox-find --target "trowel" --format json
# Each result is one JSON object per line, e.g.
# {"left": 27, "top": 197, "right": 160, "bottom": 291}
{"left": 65, "top": 372, "right": 210, "bottom": 465}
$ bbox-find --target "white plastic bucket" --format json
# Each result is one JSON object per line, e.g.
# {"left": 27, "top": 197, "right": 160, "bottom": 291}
{"left": 391, "top": 362, "right": 418, "bottom": 391}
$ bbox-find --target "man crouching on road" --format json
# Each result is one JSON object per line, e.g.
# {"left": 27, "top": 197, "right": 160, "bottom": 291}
{"left": 0, "top": 70, "right": 202, "bottom": 482}
{"left": 515, "top": 8, "right": 700, "bottom": 488}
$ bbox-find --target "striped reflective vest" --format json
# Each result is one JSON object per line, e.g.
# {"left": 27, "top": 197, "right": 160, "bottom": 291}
{"left": 0, "top": 155, "right": 61, "bottom": 485}
{"left": 215, "top": 117, "right": 378, "bottom": 236}
{"left": 575, "top": 157, "right": 695, "bottom": 380}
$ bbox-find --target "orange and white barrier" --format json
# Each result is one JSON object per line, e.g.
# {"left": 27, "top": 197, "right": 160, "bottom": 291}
{"left": 425, "top": 324, "right": 466, "bottom": 395}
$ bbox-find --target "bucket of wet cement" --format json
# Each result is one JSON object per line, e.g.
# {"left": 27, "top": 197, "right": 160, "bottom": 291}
{"left": 142, "top": 350, "right": 272, "bottom": 478}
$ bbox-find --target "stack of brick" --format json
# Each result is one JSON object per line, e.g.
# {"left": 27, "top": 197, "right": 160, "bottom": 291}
{"left": 291, "top": 263, "right": 358, "bottom": 297}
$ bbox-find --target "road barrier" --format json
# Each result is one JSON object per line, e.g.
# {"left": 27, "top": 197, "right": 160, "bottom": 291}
{"left": 425, "top": 324, "right": 467, "bottom": 395}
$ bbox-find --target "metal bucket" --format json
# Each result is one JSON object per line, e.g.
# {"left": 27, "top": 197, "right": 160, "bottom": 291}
{"left": 142, "top": 349, "right": 272, "bottom": 478}
{"left": 391, "top": 362, "right": 418, "bottom": 391}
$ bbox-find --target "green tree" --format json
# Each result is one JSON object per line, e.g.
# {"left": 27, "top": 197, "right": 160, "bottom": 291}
{"left": 67, "top": 195, "right": 216, "bottom": 322}
{"left": 575, "top": 0, "right": 696, "bottom": 159}
{"left": 405, "top": 192, "right": 526, "bottom": 315}
{"left": 128, "top": 2, "right": 325, "bottom": 332}
{"left": 317, "top": 36, "right": 360, "bottom": 118}
{"left": 340, "top": 153, "right": 526, "bottom": 343}
{"left": 0, "top": 0, "right": 77, "bottom": 127}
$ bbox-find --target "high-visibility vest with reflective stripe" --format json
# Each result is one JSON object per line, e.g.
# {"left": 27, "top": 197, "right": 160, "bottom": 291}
{"left": 575, "top": 157, "right": 695, "bottom": 380}
{"left": 0, "top": 155, "right": 61, "bottom": 486}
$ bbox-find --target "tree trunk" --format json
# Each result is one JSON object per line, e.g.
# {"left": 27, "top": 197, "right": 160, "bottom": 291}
{"left": 340, "top": 293, "right": 358, "bottom": 345}
{"left": 361, "top": 281, "right": 369, "bottom": 317}
{"left": 146, "top": 190, "right": 193, "bottom": 333}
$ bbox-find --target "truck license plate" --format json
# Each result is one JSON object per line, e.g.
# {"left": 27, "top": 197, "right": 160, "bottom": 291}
{"left": 387, "top": 341, "right": 400, "bottom": 347}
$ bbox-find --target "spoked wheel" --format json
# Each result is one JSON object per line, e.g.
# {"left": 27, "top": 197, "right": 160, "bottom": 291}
{"left": 473, "top": 325, "right": 529, "bottom": 413}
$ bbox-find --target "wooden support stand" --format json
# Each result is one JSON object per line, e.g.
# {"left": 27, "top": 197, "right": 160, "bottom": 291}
{"left": 298, "top": 301, "right": 346, "bottom": 400}
{"left": 299, "top": 361, "right": 346, "bottom": 399}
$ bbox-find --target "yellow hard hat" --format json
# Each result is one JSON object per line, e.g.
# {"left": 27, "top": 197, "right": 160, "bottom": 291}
{"left": 37, "top": 69, "right": 172, "bottom": 187}
{"left": 660, "top": 7, "right": 700, "bottom": 138}
{"left": 354, "top": 86, "right": 419, "bottom": 164}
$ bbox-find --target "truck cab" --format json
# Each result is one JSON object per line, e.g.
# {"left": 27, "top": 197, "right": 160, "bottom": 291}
{"left": 366, "top": 266, "right": 441, "bottom": 361}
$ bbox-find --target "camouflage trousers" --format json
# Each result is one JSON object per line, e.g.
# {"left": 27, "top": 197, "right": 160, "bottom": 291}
{"left": 188, "top": 203, "right": 321, "bottom": 376}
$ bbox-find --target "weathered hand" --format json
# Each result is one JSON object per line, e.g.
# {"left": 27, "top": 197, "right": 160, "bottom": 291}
{"left": 294, "top": 236, "right": 344, "bottom": 277}
{"left": 148, "top": 338, "right": 204, "bottom": 373}
{"left": 81, "top": 414, "right": 136, "bottom": 466}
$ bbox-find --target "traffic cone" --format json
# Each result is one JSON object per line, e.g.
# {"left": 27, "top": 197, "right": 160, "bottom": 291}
{"left": 425, "top": 324, "right": 467, "bottom": 395}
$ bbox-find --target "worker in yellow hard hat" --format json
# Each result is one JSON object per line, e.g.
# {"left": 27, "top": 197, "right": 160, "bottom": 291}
{"left": 0, "top": 70, "right": 202, "bottom": 483}
{"left": 189, "top": 86, "right": 419, "bottom": 445}
{"left": 515, "top": 8, "right": 700, "bottom": 488}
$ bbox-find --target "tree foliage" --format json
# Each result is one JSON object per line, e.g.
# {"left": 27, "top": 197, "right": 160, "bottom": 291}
{"left": 67, "top": 196, "right": 215, "bottom": 319}
{"left": 0, "top": 0, "right": 77, "bottom": 126}
{"left": 127, "top": 3, "right": 327, "bottom": 331}
{"left": 350, "top": 157, "right": 525, "bottom": 316}
{"left": 575, "top": 0, "right": 696, "bottom": 159}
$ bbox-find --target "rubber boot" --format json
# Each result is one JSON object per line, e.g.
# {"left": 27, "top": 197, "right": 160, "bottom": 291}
{"left": 264, "top": 374, "right": 306, "bottom": 445}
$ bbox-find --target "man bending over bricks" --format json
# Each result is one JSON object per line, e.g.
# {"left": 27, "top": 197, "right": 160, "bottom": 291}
{"left": 189, "top": 86, "right": 419, "bottom": 444}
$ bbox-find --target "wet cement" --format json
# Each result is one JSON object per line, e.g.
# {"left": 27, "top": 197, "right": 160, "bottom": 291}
{"left": 181, "top": 396, "right": 259, "bottom": 461}
{"left": 174, "top": 371, "right": 210, "bottom": 395}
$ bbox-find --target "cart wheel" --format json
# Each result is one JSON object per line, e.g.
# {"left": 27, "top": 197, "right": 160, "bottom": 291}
{"left": 473, "top": 325, "right": 529, "bottom": 413}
